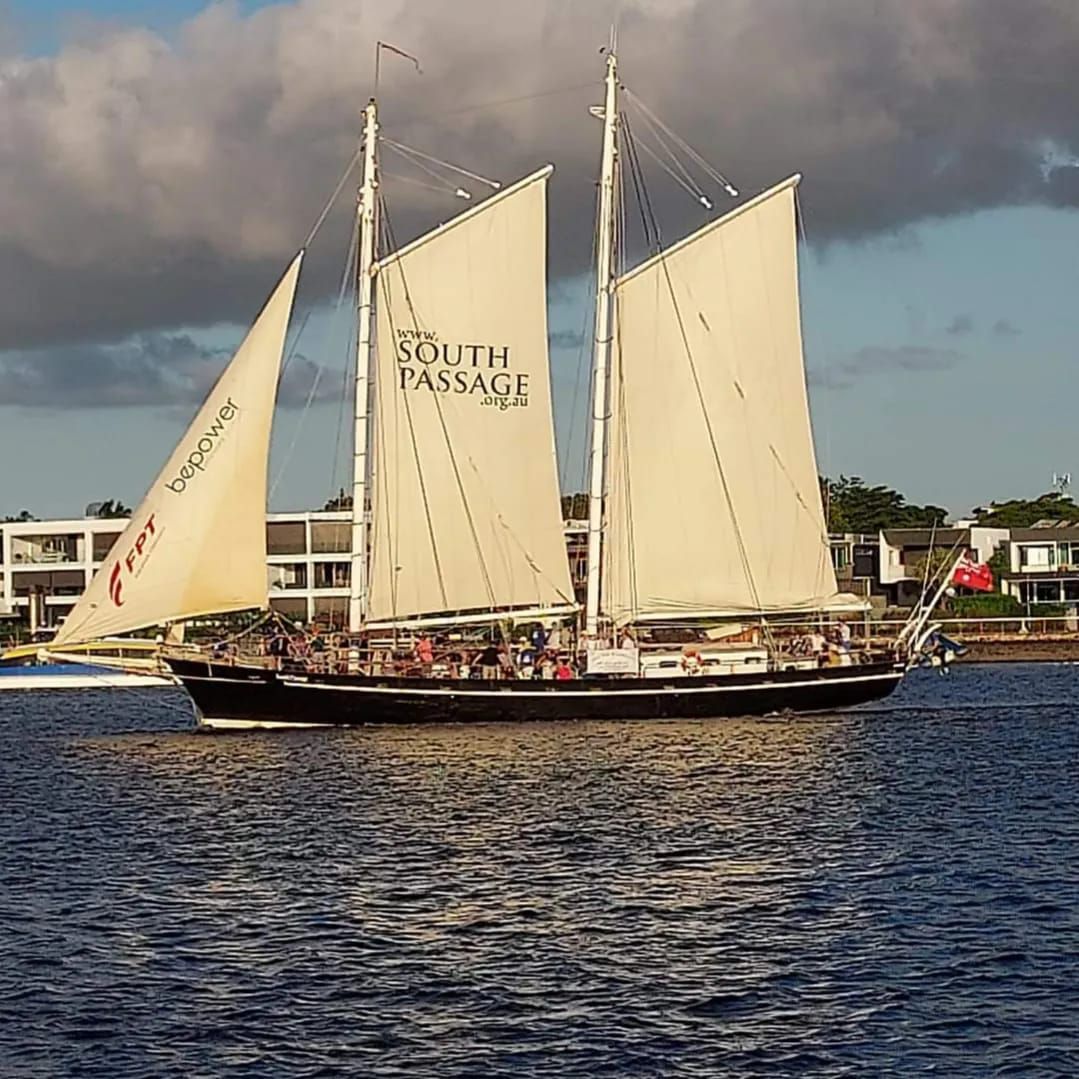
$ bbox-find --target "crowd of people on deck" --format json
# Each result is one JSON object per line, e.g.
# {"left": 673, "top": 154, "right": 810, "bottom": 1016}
{"left": 211, "top": 621, "right": 593, "bottom": 679}
{"left": 207, "top": 617, "right": 867, "bottom": 677}
{"left": 783, "top": 620, "right": 856, "bottom": 667}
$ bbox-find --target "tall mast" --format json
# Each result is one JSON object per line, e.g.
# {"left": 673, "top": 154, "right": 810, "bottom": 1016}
{"left": 584, "top": 49, "right": 619, "bottom": 639}
{"left": 349, "top": 98, "right": 379, "bottom": 633}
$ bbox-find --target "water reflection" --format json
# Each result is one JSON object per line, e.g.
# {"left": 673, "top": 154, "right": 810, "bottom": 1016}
{"left": 1, "top": 665, "right": 1077, "bottom": 1076}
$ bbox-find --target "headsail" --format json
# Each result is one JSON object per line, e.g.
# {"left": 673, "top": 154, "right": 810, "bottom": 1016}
{"left": 52, "top": 254, "right": 304, "bottom": 646}
{"left": 365, "top": 167, "right": 576, "bottom": 627}
{"left": 603, "top": 177, "right": 841, "bottom": 623}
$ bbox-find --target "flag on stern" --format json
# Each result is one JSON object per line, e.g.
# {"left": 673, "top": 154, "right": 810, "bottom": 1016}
{"left": 952, "top": 554, "right": 994, "bottom": 592}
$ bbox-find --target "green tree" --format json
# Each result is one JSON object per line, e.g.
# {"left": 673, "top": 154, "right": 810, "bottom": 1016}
{"left": 2, "top": 510, "right": 36, "bottom": 522}
{"left": 822, "top": 476, "right": 946, "bottom": 533}
{"left": 323, "top": 489, "right": 353, "bottom": 511}
{"left": 560, "top": 492, "right": 589, "bottom": 520}
{"left": 973, "top": 492, "right": 1079, "bottom": 528}
{"left": 91, "top": 499, "right": 131, "bottom": 519}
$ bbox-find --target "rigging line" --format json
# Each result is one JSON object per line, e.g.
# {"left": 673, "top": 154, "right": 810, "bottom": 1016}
{"left": 917, "top": 521, "right": 939, "bottom": 623}
{"left": 399, "top": 81, "right": 600, "bottom": 123}
{"left": 80, "top": 668, "right": 198, "bottom": 722}
{"left": 270, "top": 363, "right": 325, "bottom": 501}
{"left": 328, "top": 325, "right": 355, "bottom": 502}
{"left": 381, "top": 137, "right": 500, "bottom": 190}
{"left": 614, "top": 297, "right": 640, "bottom": 624}
{"left": 622, "top": 117, "right": 662, "bottom": 253}
{"left": 278, "top": 309, "right": 312, "bottom": 385}
{"left": 269, "top": 306, "right": 317, "bottom": 501}
{"left": 304, "top": 145, "right": 363, "bottom": 249}
{"left": 383, "top": 171, "right": 468, "bottom": 197}
{"left": 623, "top": 96, "right": 705, "bottom": 200}
{"left": 751, "top": 195, "right": 835, "bottom": 591}
{"left": 795, "top": 182, "right": 836, "bottom": 544}
{"left": 378, "top": 204, "right": 452, "bottom": 613}
{"left": 613, "top": 136, "right": 640, "bottom": 624}
{"left": 382, "top": 143, "right": 468, "bottom": 193}
{"left": 632, "top": 134, "right": 711, "bottom": 208}
{"left": 323, "top": 219, "right": 361, "bottom": 501}
{"left": 559, "top": 228, "right": 599, "bottom": 493}
{"left": 381, "top": 199, "right": 499, "bottom": 614}
{"left": 621, "top": 87, "right": 739, "bottom": 197}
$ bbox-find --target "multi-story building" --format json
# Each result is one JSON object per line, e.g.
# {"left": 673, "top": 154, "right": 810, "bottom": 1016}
{"left": 0, "top": 511, "right": 354, "bottom": 631}
{"left": 3, "top": 512, "right": 1033, "bottom": 632}
{"left": 1000, "top": 523, "right": 1079, "bottom": 608}
{"left": 878, "top": 526, "right": 1009, "bottom": 607}
{"left": 1, "top": 511, "right": 594, "bottom": 634}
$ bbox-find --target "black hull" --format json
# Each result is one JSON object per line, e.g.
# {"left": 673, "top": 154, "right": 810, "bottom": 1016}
{"left": 166, "top": 657, "right": 905, "bottom": 729}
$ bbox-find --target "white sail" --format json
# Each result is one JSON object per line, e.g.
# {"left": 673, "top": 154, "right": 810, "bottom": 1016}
{"left": 53, "top": 254, "right": 303, "bottom": 646}
{"left": 366, "top": 167, "right": 576, "bottom": 626}
{"left": 603, "top": 177, "right": 841, "bottom": 623}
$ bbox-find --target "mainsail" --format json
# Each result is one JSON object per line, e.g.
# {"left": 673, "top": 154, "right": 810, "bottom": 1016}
{"left": 602, "top": 177, "right": 840, "bottom": 623}
{"left": 365, "top": 167, "right": 576, "bottom": 626}
{"left": 53, "top": 254, "right": 304, "bottom": 646}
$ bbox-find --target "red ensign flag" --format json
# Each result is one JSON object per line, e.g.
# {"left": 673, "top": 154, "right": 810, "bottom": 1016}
{"left": 952, "top": 556, "right": 994, "bottom": 592}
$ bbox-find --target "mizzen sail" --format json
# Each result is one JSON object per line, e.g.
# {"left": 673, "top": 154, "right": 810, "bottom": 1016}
{"left": 53, "top": 253, "right": 304, "bottom": 646}
{"left": 603, "top": 177, "right": 840, "bottom": 623}
{"left": 365, "top": 167, "right": 575, "bottom": 626}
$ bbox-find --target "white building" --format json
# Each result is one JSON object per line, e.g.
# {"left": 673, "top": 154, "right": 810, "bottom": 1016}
{"left": 1001, "top": 524, "right": 1079, "bottom": 607}
{"left": 0, "top": 511, "right": 353, "bottom": 630}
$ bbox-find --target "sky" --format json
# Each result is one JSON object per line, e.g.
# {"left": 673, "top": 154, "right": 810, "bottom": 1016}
{"left": 2, "top": 0, "right": 1079, "bottom": 522}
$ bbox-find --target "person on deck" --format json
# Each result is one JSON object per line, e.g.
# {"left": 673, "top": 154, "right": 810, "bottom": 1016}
{"left": 477, "top": 643, "right": 500, "bottom": 680}
{"left": 415, "top": 633, "right": 434, "bottom": 674}
{"left": 554, "top": 656, "right": 574, "bottom": 680}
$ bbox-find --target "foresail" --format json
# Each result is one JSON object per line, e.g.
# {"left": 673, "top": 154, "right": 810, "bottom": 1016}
{"left": 366, "top": 167, "right": 576, "bottom": 625}
{"left": 52, "top": 253, "right": 304, "bottom": 646}
{"left": 603, "top": 177, "right": 840, "bottom": 623}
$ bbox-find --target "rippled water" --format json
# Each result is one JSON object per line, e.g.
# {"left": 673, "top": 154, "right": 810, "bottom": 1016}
{"left": 1, "top": 663, "right": 1077, "bottom": 1077}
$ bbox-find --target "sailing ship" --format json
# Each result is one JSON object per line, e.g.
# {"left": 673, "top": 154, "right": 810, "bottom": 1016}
{"left": 51, "top": 49, "right": 910, "bottom": 728}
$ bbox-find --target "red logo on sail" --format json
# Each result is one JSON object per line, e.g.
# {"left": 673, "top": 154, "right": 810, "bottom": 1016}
{"left": 108, "top": 514, "right": 158, "bottom": 608}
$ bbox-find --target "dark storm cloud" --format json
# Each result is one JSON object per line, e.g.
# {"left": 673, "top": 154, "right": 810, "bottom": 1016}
{"left": 2, "top": 0, "right": 1079, "bottom": 359}
{"left": 549, "top": 329, "right": 586, "bottom": 350}
{"left": 992, "top": 318, "right": 1022, "bottom": 337}
{"left": 810, "top": 344, "right": 962, "bottom": 390}
{"left": 946, "top": 314, "right": 974, "bottom": 336}
{"left": 0, "top": 333, "right": 332, "bottom": 409}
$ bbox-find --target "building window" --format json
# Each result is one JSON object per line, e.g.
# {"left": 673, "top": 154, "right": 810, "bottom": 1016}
{"left": 267, "top": 522, "right": 307, "bottom": 556}
{"left": 313, "top": 562, "right": 350, "bottom": 589}
{"left": 12, "top": 570, "right": 86, "bottom": 597}
{"left": 830, "top": 543, "right": 850, "bottom": 571}
{"left": 269, "top": 597, "right": 307, "bottom": 621}
{"left": 1063, "top": 580, "right": 1079, "bottom": 603}
{"left": 92, "top": 532, "right": 123, "bottom": 562}
{"left": 1020, "top": 545, "right": 1054, "bottom": 570}
{"left": 1059, "top": 542, "right": 1079, "bottom": 569}
{"left": 312, "top": 597, "right": 348, "bottom": 627}
{"left": 268, "top": 563, "right": 307, "bottom": 590}
{"left": 10, "top": 534, "right": 84, "bottom": 564}
{"left": 1034, "top": 580, "right": 1061, "bottom": 604}
{"left": 311, "top": 522, "right": 350, "bottom": 554}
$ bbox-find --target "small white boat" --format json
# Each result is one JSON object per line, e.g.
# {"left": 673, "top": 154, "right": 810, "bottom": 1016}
{"left": 0, "top": 639, "right": 175, "bottom": 691}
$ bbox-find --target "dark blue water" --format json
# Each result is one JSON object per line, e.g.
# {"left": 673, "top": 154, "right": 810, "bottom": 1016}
{"left": 1, "top": 664, "right": 1077, "bottom": 1077}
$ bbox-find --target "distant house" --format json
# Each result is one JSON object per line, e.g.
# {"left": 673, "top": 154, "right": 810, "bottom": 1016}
{"left": 878, "top": 527, "right": 1009, "bottom": 607}
{"left": 1001, "top": 520, "right": 1079, "bottom": 608}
